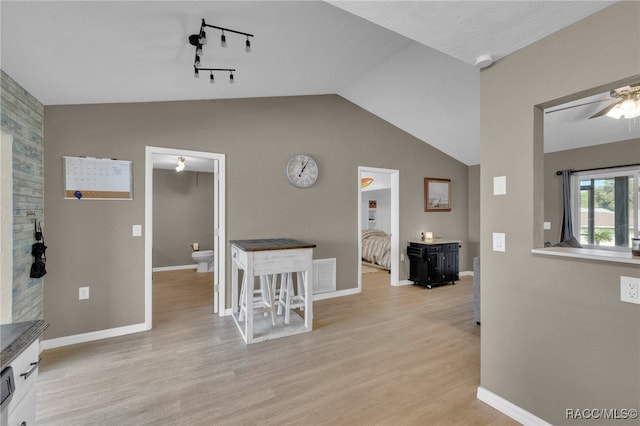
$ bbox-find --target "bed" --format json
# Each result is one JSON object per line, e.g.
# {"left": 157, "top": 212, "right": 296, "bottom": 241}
{"left": 361, "top": 229, "right": 391, "bottom": 270}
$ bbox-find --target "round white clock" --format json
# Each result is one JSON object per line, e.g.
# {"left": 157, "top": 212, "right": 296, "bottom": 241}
{"left": 286, "top": 154, "right": 318, "bottom": 188}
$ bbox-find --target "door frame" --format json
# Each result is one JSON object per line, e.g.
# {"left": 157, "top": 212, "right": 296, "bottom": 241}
{"left": 144, "top": 146, "right": 227, "bottom": 330}
{"left": 357, "top": 166, "right": 400, "bottom": 289}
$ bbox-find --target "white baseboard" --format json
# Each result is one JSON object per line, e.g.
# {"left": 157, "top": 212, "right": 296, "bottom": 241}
{"left": 313, "top": 287, "right": 360, "bottom": 300}
{"left": 152, "top": 264, "right": 196, "bottom": 272}
{"left": 477, "top": 386, "right": 551, "bottom": 426}
{"left": 459, "top": 270, "right": 473, "bottom": 277}
{"left": 41, "top": 323, "right": 149, "bottom": 350}
{"left": 394, "top": 279, "right": 413, "bottom": 286}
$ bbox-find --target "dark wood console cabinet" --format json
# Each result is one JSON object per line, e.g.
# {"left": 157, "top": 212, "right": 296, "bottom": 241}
{"left": 407, "top": 241, "right": 460, "bottom": 288}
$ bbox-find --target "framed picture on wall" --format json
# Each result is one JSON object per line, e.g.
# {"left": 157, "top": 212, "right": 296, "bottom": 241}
{"left": 424, "top": 177, "right": 451, "bottom": 212}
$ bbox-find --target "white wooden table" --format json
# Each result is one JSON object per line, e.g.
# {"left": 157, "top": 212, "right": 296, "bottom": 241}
{"left": 230, "top": 238, "right": 316, "bottom": 344}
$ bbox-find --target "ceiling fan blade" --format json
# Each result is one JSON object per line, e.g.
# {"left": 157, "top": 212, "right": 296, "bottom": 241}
{"left": 588, "top": 99, "right": 622, "bottom": 119}
{"left": 545, "top": 98, "right": 613, "bottom": 114}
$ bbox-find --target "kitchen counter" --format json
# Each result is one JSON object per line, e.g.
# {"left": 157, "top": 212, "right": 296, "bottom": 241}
{"left": 229, "top": 238, "right": 317, "bottom": 252}
{"left": 231, "top": 238, "right": 315, "bottom": 343}
{"left": 1, "top": 320, "right": 48, "bottom": 370}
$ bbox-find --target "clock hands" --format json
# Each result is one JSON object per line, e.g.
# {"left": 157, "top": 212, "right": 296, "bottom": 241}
{"left": 298, "top": 159, "right": 310, "bottom": 178}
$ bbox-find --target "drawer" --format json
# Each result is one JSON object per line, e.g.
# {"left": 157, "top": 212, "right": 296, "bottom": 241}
{"left": 7, "top": 384, "right": 36, "bottom": 426}
{"left": 6, "top": 340, "right": 39, "bottom": 415}
{"left": 427, "top": 245, "right": 443, "bottom": 254}
{"left": 231, "top": 246, "right": 247, "bottom": 268}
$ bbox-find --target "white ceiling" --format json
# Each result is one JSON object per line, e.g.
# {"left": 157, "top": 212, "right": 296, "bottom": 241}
{"left": 1, "top": 1, "right": 627, "bottom": 165}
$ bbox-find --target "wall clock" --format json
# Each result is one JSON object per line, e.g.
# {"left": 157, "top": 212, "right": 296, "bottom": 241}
{"left": 286, "top": 154, "right": 319, "bottom": 188}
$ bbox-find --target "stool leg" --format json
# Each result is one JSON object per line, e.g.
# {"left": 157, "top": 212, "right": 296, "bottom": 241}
{"left": 277, "top": 272, "right": 288, "bottom": 316}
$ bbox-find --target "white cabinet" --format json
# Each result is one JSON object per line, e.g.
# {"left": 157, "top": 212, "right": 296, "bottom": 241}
{"left": 5, "top": 339, "right": 40, "bottom": 426}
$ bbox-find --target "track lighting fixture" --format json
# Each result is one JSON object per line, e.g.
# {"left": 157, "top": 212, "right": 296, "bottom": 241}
{"left": 189, "top": 18, "right": 254, "bottom": 84}
{"left": 176, "top": 156, "right": 186, "bottom": 172}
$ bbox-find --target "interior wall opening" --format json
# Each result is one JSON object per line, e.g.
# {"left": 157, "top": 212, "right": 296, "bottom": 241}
{"left": 145, "top": 147, "right": 226, "bottom": 330}
{"left": 358, "top": 166, "right": 399, "bottom": 290}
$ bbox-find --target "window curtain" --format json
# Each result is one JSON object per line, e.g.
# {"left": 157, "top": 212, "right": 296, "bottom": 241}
{"left": 560, "top": 169, "right": 573, "bottom": 242}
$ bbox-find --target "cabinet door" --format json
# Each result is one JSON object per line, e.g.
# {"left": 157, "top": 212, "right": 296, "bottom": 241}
{"left": 8, "top": 385, "right": 36, "bottom": 426}
{"left": 426, "top": 252, "right": 442, "bottom": 283}
{"left": 443, "top": 244, "right": 459, "bottom": 282}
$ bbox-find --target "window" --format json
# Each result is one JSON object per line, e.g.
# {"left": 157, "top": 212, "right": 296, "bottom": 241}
{"left": 573, "top": 167, "right": 639, "bottom": 248}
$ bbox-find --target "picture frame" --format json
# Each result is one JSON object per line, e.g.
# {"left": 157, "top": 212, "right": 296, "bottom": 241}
{"left": 424, "top": 177, "right": 451, "bottom": 212}
{"left": 368, "top": 200, "right": 377, "bottom": 209}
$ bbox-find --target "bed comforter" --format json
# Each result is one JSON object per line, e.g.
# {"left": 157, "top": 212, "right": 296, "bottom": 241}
{"left": 361, "top": 229, "right": 391, "bottom": 270}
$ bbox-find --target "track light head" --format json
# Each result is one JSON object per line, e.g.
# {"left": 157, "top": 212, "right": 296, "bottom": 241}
{"left": 245, "top": 37, "right": 251, "bottom": 53}
{"left": 210, "top": 72, "right": 215, "bottom": 84}
{"left": 194, "top": 67, "right": 199, "bottom": 78}
{"left": 195, "top": 55, "right": 201, "bottom": 66}
{"left": 229, "top": 71, "right": 234, "bottom": 83}
{"left": 199, "top": 30, "right": 207, "bottom": 45}
{"left": 221, "top": 31, "right": 227, "bottom": 48}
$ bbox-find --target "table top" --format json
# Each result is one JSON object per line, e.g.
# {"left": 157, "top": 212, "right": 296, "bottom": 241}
{"left": 230, "top": 238, "right": 316, "bottom": 252}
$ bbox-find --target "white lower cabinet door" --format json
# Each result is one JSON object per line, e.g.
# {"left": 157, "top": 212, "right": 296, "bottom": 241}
{"left": 7, "top": 385, "right": 36, "bottom": 426}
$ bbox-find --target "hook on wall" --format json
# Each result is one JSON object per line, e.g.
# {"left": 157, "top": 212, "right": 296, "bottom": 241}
{"left": 26, "top": 210, "right": 37, "bottom": 222}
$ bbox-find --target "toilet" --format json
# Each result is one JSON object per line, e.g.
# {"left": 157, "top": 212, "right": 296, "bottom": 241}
{"left": 191, "top": 250, "right": 214, "bottom": 272}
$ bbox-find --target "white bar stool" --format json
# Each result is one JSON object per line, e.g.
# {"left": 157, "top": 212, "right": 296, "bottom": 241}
{"left": 239, "top": 273, "right": 277, "bottom": 326}
{"left": 277, "top": 271, "right": 307, "bottom": 324}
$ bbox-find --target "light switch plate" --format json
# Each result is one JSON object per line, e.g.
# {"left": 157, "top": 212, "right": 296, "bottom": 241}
{"left": 132, "top": 225, "right": 142, "bottom": 237}
{"left": 493, "top": 176, "right": 506, "bottom": 195}
{"left": 492, "top": 232, "right": 506, "bottom": 252}
{"left": 544, "top": 222, "right": 551, "bottom": 230}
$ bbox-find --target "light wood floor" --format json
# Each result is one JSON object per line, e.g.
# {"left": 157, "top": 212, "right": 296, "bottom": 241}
{"left": 37, "top": 269, "right": 517, "bottom": 426}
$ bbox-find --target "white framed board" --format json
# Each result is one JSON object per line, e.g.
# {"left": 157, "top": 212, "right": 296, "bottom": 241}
{"left": 63, "top": 156, "right": 133, "bottom": 200}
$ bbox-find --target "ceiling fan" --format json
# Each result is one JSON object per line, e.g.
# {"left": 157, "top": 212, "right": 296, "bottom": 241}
{"left": 546, "top": 84, "right": 640, "bottom": 119}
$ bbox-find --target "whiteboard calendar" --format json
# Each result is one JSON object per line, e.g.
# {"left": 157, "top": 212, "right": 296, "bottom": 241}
{"left": 64, "top": 156, "right": 133, "bottom": 200}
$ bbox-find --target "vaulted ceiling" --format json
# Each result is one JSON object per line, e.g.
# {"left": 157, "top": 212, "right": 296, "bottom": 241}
{"left": 1, "top": 1, "right": 629, "bottom": 166}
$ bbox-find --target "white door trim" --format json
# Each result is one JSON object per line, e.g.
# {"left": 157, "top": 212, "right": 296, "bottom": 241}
{"left": 357, "top": 166, "right": 400, "bottom": 290}
{"left": 145, "top": 146, "right": 227, "bottom": 331}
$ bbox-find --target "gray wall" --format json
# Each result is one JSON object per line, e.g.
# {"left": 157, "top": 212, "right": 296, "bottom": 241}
{"left": 480, "top": 3, "right": 640, "bottom": 425}
{"left": 43, "top": 94, "right": 470, "bottom": 339}
{"left": 153, "top": 169, "right": 214, "bottom": 268}
{"left": 544, "top": 139, "right": 640, "bottom": 244}
{"left": 0, "top": 70, "right": 44, "bottom": 322}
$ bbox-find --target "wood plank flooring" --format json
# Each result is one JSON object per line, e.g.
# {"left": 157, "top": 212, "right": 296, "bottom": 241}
{"left": 37, "top": 269, "right": 517, "bottom": 426}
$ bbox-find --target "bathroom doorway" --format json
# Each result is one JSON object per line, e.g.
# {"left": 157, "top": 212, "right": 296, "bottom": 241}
{"left": 358, "top": 166, "right": 400, "bottom": 290}
{"left": 145, "top": 147, "right": 226, "bottom": 330}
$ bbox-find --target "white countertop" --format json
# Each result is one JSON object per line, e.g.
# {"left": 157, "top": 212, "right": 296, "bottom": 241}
{"left": 409, "top": 239, "right": 461, "bottom": 246}
{"left": 531, "top": 247, "right": 640, "bottom": 265}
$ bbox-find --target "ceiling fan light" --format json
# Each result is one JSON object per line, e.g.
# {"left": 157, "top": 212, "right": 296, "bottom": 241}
{"left": 605, "top": 104, "right": 623, "bottom": 119}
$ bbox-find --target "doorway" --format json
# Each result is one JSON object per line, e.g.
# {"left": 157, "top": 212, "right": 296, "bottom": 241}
{"left": 358, "top": 166, "right": 399, "bottom": 290}
{"left": 145, "top": 146, "right": 226, "bottom": 330}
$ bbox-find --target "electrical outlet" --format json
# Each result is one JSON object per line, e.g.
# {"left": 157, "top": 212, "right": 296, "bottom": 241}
{"left": 620, "top": 276, "right": 640, "bottom": 304}
{"left": 79, "top": 286, "right": 90, "bottom": 300}
{"left": 400, "top": 253, "right": 405, "bottom": 262}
